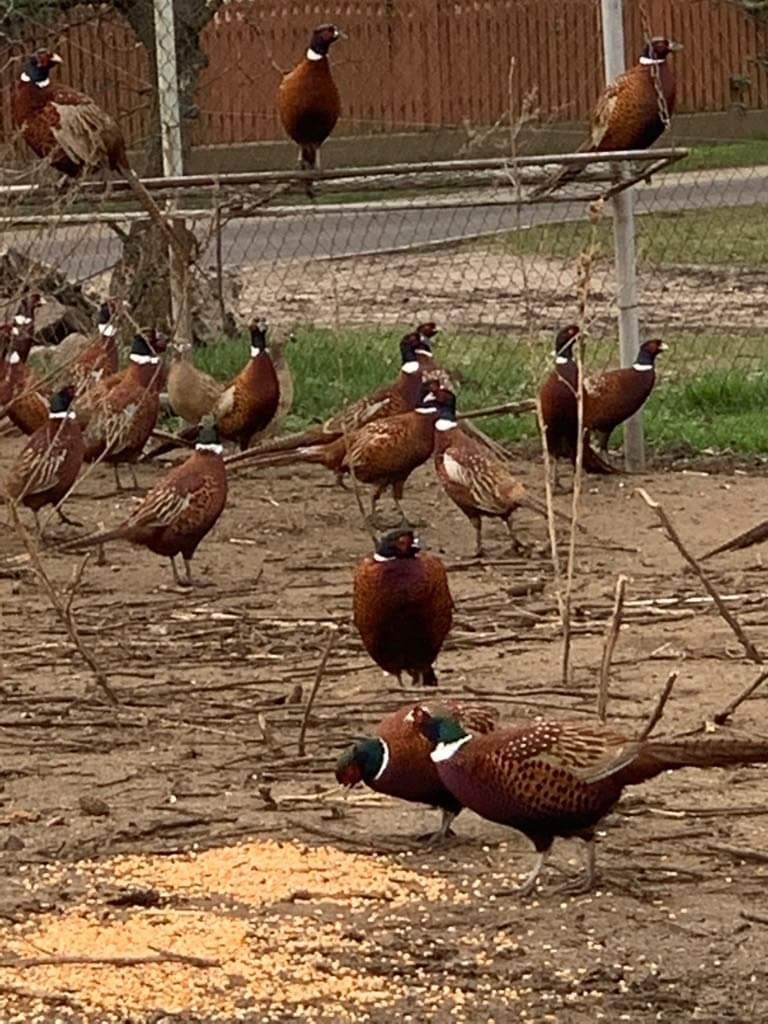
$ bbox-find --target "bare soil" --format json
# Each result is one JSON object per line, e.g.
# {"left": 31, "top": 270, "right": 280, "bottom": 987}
{"left": 2, "top": 441, "right": 768, "bottom": 1023}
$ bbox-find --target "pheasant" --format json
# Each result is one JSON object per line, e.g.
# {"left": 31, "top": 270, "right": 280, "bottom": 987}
{"left": 538, "top": 324, "right": 615, "bottom": 487}
{"left": 213, "top": 319, "right": 280, "bottom": 450}
{"left": 413, "top": 706, "right": 768, "bottom": 895}
{"left": 59, "top": 421, "right": 228, "bottom": 587}
{"left": 0, "top": 296, "right": 49, "bottom": 436}
{"left": 432, "top": 389, "right": 555, "bottom": 557}
{"left": 229, "top": 329, "right": 436, "bottom": 464}
{"left": 583, "top": 339, "right": 667, "bottom": 456}
{"left": 67, "top": 299, "right": 121, "bottom": 392}
{"left": 13, "top": 50, "right": 187, "bottom": 261}
{"left": 278, "top": 25, "right": 342, "bottom": 191}
{"left": 336, "top": 702, "right": 499, "bottom": 842}
{"left": 353, "top": 529, "right": 453, "bottom": 687}
{"left": 4, "top": 386, "right": 83, "bottom": 532}
{"left": 166, "top": 344, "right": 225, "bottom": 427}
{"left": 533, "top": 37, "right": 682, "bottom": 197}
{"left": 82, "top": 333, "right": 162, "bottom": 490}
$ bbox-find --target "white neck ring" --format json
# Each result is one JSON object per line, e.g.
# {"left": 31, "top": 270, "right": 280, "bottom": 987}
{"left": 306, "top": 48, "right": 324, "bottom": 61}
{"left": 372, "top": 740, "right": 390, "bottom": 781}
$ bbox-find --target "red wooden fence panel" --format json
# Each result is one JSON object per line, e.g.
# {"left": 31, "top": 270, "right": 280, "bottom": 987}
{"left": 1, "top": 0, "right": 765, "bottom": 155}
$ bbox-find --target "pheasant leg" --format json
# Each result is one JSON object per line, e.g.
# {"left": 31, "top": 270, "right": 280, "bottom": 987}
{"left": 516, "top": 849, "right": 551, "bottom": 897}
{"left": 472, "top": 517, "right": 485, "bottom": 559}
{"left": 170, "top": 556, "right": 183, "bottom": 586}
{"left": 183, "top": 556, "right": 213, "bottom": 588}
{"left": 555, "top": 837, "right": 597, "bottom": 896}
{"left": 56, "top": 505, "right": 82, "bottom": 528}
{"left": 418, "top": 808, "right": 458, "bottom": 846}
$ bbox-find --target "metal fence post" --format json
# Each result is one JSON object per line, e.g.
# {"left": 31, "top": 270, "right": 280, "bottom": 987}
{"left": 600, "top": 0, "right": 645, "bottom": 471}
{"left": 153, "top": 0, "right": 191, "bottom": 343}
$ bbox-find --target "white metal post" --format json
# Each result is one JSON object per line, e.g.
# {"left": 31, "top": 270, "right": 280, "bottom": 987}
{"left": 600, "top": 0, "right": 644, "bottom": 471}
{"left": 153, "top": 0, "right": 190, "bottom": 343}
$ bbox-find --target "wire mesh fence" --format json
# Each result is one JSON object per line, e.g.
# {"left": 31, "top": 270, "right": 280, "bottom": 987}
{"left": 1, "top": 0, "right": 767, "bottom": 454}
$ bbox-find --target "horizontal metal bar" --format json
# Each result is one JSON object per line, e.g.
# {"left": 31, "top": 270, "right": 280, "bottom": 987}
{"left": 0, "top": 147, "right": 689, "bottom": 199}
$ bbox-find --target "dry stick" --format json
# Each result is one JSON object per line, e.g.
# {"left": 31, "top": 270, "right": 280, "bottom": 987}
{"left": 5, "top": 499, "right": 119, "bottom": 704}
{"left": 2, "top": 949, "right": 220, "bottom": 969}
{"left": 458, "top": 398, "right": 536, "bottom": 421}
{"left": 0, "top": 982, "right": 80, "bottom": 1008}
{"left": 298, "top": 626, "right": 340, "bottom": 757}
{"left": 712, "top": 668, "right": 768, "bottom": 727}
{"left": 636, "top": 487, "right": 763, "bottom": 665}
{"left": 639, "top": 670, "right": 679, "bottom": 741}
{"left": 597, "top": 574, "right": 629, "bottom": 721}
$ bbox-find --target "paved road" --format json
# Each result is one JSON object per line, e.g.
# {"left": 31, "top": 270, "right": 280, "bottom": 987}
{"left": 7, "top": 167, "right": 767, "bottom": 282}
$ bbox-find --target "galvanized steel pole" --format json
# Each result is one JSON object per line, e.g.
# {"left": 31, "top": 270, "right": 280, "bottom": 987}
{"left": 600, "top": 0, "right": 645, "bottom": 471}
{"left": 153, "top": 0, "right": 191, "bottom": 343}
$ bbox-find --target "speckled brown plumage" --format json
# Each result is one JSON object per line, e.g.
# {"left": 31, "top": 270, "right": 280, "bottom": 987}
{"left": 82, "top": 335, "right": 162, "bottom": 488}
{"left": 214, "top": 321, "right": 279, "bottom": 450}
{"left": 1, "top": 334, "right": 50, "bottom": 437}
{"left": 432, "top": 391, "right": 536, "bottom": 557}
{"left": 60, "top": 440, "right": 227, "bottom": 586}
{"left": 416, "top": 708, "right": 768, "bottom": 894}
{"left": 68, "top": 302, "right": 121, "bottom": 391}
{"left": 336, "top": 702, "right": 498, "bottom": 841}
{"left": 353, "top": 530, "right": 453, "bottom": 687}
{"left": 278, "top": 25, "right": 341, "bottom": 177}
{"left": 533, "top": 37, "right": 681, "bottom": 196}
{"left": 5, "top": 388, "right": 83, "bottom": 530}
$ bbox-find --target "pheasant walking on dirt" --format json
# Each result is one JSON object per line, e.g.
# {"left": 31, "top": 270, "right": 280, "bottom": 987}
{"left": 532, "top": 37, "right": 682, "bottom": 197}
{"left": 353, "top": 529, "right": 454, "bottom": 687}
{"left": 59, "top": 421, "right": 228, "bottom": 587}
{"left": 413, "top": 706, "right": 768, "bottom": 895}
{"left": 336, "top": 702, "right": 498, "bottom": 841}
{"left": 4, "top": 386, "right": 84, "bottom": 533}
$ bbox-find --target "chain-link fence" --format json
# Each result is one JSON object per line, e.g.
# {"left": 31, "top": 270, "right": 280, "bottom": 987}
{"left": 1, "top": 0, "right": 767, "bottom": 454}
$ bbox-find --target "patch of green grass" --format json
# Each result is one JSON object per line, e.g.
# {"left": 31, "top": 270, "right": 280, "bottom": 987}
{"left": 493, "top": 203, "right": 768, "bottom": 267}
{"left": 194, "top": 325, "right": 768, "bottom": 454}
{"left": 672, "top": 138, "right": 768, "bottom": 173}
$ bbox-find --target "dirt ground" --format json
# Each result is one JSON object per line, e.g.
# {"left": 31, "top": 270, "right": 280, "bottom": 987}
{"left": 2, "top": 438, "right": 768, "bottom": 1023}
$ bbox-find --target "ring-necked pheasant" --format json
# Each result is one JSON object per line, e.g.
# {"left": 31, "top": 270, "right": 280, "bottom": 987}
{"left": 353, "top": 529, "right": 454, "bottom": 687}
{"left": 82, "top": 333, "right": 162, "bottom": 490}
{"left": 336, "top": 701, "right": 498, "bottom": 841}
{"left": 229, "top": 328, "right": 436, "bottom": 465}
{"left": 413, "top": 706, "right": 768, "bottom": 895}
{"left": 278, "top": 25, "right": 342, "bottom": 192}
{"left": 538, "top": 325, "right": 615, "bottom": 487}
{"left": 4, "top": 385, "right": 83, "bottom": 533}
{"left": 432, "top": 388, "right": 555, "bottom": 557}
{"left": 59, "top": 420, "right": 228, "bottom": 587}
{"left": 533, "top": 37, "right": 682, "bottom": 197}
{"left": 13, "top": 50, "right": 187, "bottom": 261}
{"left": 213, "top": 319, "right": 280, "bottom": 450}
{"left": 1, "top": 296, "right": 49, "bottom": 436}
{"left": 67, "top": 299, "right": 121, "bottom": 392}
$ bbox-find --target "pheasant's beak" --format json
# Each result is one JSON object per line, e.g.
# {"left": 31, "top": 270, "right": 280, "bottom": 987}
{"left": 335, "top": 28, "right": 346, "bottom": 40}
{"left": 51, "top": 53, "right": 63, "bottom": 63}
{"left": 668, "top": 41, "right": 683, "bottom": 52}
{"left": 658, "top": 342, "right": 669, "bottom": 351}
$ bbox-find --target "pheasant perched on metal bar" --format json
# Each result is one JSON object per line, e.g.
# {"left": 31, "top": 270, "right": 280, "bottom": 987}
{"left": 13, "top": 50, "right": 187, "bottom": 261}
{"left": 4, "top": 386, "right": 83, "bottom": 533}
{"left": 81, "top": 334, "right": 162, "bottom": 490}
{"left": 532, "top": 37, "right": 682, "bottom": 198}
{"left": 59, "top": 421, "right": 228, "bottom": 587}
{"left": 353, "top": 529, "right": 454, "bottom": 687}
{"left": 278, "top": 24, "right": 342, "bottom": 193}
{"left": 414, "top": 706, "right": 768, "bottom": 895}
{"left": 336, "top": 702, "right": 499, "bottom": 842}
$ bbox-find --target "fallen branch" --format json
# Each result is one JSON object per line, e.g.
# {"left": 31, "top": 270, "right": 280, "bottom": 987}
{"left": 639, "top": 670, "right": 679, "bottom": 741}
{"left": 711, "top": 845, "right": 768, "bottom": 866}
{"left": 458, "top": 397, "right": 536, "bottom": 421}
{"left": 298, "top": 626, "right": 340, "bottom": 756}
{"left": 637, "top": 488, "right": 763, "bottom": 665}
{"left": 0, "top": 982, "right": 81, "bottom": 1008}
{"left": 712, "top": 668, "right": 768, "bottom": 726}
{"left": 597, "top": 574, "right": 628, "bottom": 721}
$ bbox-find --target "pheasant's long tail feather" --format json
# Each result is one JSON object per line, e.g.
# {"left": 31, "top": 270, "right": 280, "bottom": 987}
{"left": 580, "top": 442, "right": 618, "bottom": 475}
{"left": 702, "top": 520, "right": 768, "bottom": 560}
{"left": 227, "top": 425, "right": 330, "bottom": 464}
{"left": 613, "top": 731, "right": 768, "bottom": 787}
{"left": 225, "top": 445, "right": 328, "bottom": 471}
{"left": 142, "top": 426, "right": 200, "bottom": 461}
{"left": 57, "top": 525, "right": 126, "bottom": 551}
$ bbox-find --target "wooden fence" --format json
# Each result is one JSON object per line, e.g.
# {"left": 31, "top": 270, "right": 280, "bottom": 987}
{"left": 1, "top": 0, "right": 766, "bottom": 153}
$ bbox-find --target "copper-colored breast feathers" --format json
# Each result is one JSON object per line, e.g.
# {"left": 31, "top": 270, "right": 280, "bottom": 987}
{"left": 353, "top": 552, "right": 453, "bottom": 684}
{"left": 6, "top": 418, "right": 84, "bottom": 510}
{"left": 278, "top": 59, "right": 340, "bottom": 163}
{"left": 215, "top": 353, "right": 280, "bottom": 450}
{"left": 83, "top": 365, "right": 160, "bottom": 464}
